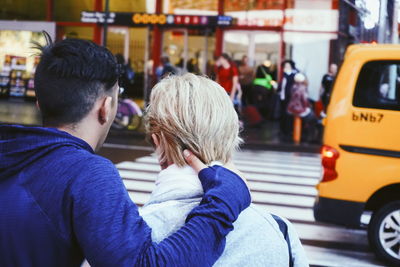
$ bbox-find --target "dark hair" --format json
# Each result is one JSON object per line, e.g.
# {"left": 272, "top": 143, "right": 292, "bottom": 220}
{"left": 34, "top": 37, "right": 120, "bottom": 126}
{"left": 256, "top": 65, "right": 271, "bottom": 78}
{"left": 115, "top": 53, "right": 125, "bottom": 65}
{"left": 282, "top": 59, "right": 296, "bottom": 70}
{"left": 161, "top": 56, "right": 170, "bottom": 64}
{"left": 220, "top": 53, "right": 231, "bottom": 62}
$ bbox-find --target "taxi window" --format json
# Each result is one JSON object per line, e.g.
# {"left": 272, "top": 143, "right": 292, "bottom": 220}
{"left": 353, "top": 61, "right": 400, "bottom": 111}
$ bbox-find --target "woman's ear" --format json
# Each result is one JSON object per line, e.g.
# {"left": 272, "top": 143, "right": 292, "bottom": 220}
{"left": 151, "top": 133, "right": 160, "bottom": 148}
{"left": 152, "top": 133, "right": 169, "bottom": 170}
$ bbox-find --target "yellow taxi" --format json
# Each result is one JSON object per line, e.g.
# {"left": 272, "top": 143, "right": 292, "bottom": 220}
{"left": 313, "top": 44, "right": 400, "bottom": 265}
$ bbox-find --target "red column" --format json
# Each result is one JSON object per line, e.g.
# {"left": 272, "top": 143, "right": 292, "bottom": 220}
{"left": 46, "top": 0, "right": 54, "bottom": 21}
{"left": 215, "top": 0, "right": 224, "bottom": 58}
{"left": 152, "top": 27, "right": 162, "bottom": 75}
{"left": 152, "top": 0, "right": 163, "bottom": 81}
{"left": 93, "top": 0, "right": 103, "bottom": 45}
{"left": 278, "top": 0, "right": 288, "bottom": 82}
{"left": 329, "top": 0, "right": 339, "bottom": 64}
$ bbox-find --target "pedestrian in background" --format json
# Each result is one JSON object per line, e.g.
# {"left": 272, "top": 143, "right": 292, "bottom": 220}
{"left": 115, "top": 53, "right": 135, "bottom": 96}
{"left": 157, "top": 56, "right": 177, "bottom": 81}
{"left": 287, "top": 73, "right": 318, "bottom": 143}
{"left": 238, "top": 55, "right": 254, "bottom": 106}
{"left": 187, "top": 58, "right": 200, "bottom": 74}
{"left": 278, "top": 60, "right": 298, "bottom": 141}
{"left": 215, "top": 53, "right": 239, "bottom": 102}
{"left": 320, "top": 63, "right": 338, "bottom": 114}
{"left": 144, "top": 73, "right": 309, "bottom": 267}
{"left": 252, "top": 60, "right": 277, "bottom": 119}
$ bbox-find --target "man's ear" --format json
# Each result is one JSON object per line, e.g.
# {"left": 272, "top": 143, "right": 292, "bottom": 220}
{"left": 98, "top": 96, "right": 112, "bottom": 125}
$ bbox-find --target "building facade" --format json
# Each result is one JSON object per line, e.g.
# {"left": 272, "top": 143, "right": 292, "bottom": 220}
{"left": 1, "top": 0, "right": 342, "bottom": 101}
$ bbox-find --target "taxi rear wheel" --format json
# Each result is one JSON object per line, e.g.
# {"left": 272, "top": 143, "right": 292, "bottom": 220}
{"left": 368, "top": 201, "right": 400, "bottom": 266}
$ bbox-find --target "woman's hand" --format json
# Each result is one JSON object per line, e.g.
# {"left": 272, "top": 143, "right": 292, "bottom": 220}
{"left": 183, "top": 150, "right": 248, "bottom": 185}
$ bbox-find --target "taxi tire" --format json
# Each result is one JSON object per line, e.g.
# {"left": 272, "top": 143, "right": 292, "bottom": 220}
{"left": 368, "top": 201, "right": 400, "bottom": 266}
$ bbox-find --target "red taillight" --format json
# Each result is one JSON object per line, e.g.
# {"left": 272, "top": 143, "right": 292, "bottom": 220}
{"left": 321, "top": 145, "right": 340, "bottom": 182}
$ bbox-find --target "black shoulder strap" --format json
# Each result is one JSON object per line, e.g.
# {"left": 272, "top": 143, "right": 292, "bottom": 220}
{"left": 260, "top": 66, "right": 269, "bottom": 79}
{"left": 272, "top": 214, "right": 294, "bottom": 267}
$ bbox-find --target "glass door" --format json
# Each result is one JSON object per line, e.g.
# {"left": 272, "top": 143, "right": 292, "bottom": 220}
{"left": 162, "top": 29, "right": 215, "bottom": 75}
{"left": 224, "top": 30, "right": 280, "bottom": 71}
{"left": 162, "top": 29, "right": 188, "bottom": 72}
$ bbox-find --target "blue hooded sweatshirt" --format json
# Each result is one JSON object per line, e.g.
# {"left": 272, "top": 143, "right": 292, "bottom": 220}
{"left": 0, "top": 125, "right": 251, "bottom": 267}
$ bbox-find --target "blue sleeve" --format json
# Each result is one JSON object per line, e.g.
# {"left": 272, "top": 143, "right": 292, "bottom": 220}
{"left": 71, "top": 159, "right": 250, "bottom": 267}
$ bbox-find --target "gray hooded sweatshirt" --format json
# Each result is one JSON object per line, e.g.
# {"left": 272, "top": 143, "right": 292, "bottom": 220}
{"left": 140, "top": 163, "right": 309, "bottom": 267}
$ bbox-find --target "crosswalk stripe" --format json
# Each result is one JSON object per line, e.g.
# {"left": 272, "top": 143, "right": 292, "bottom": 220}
{"left": 233, "top": 158, "right": 321, "bottom": 171}
{"left": 124, "top": 179, "right": 155, "bottom": 192}
{"left": 293, "top": 222, "right": 368, "bottom": 245}
{"left": 234, "top": 155, "right": 321, "bottom": 166}
{"left": 236, "top": 150, "right": 320, "bottom": 158}
{"left": 134, "top": 155, "right": 322, "bottom": 171}
{"left": 119, "top": 170, "right": 157, "bottom": 181}
{"left": 249, "top": 181, "right": 317, "bottom": 196}
{"left": 128, "top": 191, "right": 150, "bottom": 206}
{"left": 117, "top": 161, "right": 321, "bottom": 179}
{"left": 304, "top": 245, "right": 386, "bottom": 267}
{"left": 117, "top": 161, "right": 161, "bottom": 172}
{"left": 123, "top": 178, "right": 317, "bottom": 199}
{"left": 127, "top": 188, "right": 314, "bottom": 210}
{"left": 235, "top": 151, "right": 320, "bottom": 161}
{"left": 132, "top": 154, "right": 322, "bottom": 170}
{"left": 235, "top": 164, "right": 320, "bottom": 178}
{"left": 254, "top": 203, "right": 315, "bottom": 222}
{"left": 251, "top": 191, "right": 314, "bottom": 208}
{"left": 118, "top": 168, "right": 319, "bottom": 187}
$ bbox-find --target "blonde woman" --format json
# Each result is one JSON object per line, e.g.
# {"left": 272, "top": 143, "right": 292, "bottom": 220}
{"left": 142, "top": 73, "right": 308, "bottom": 266}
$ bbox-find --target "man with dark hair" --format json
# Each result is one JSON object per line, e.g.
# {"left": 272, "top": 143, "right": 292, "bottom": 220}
{"left": 160, "top": 56, "right": 177, "bottom": 78}
{"left": 0, "top": 38, "right": 250, "bottom": 266}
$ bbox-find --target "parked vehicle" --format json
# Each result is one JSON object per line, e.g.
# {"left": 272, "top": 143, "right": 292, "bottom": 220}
{"left": 313, "top": 44, "right": 400, "bottom": 266}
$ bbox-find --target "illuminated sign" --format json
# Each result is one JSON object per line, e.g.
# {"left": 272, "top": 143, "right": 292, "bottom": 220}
{"left": 81, "top": 12, "right": 232, "bottom": 27}
{"left": 81, "top": 11, "right": 116, "bottom": 24}
{"left": 132, "top": 13, "right": 167, "bottom": 25}
{"left": 232, "top": 9, "right": 338, "bottom": 32}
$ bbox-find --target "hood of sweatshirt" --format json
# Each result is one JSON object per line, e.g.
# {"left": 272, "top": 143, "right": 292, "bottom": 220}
{"left": 0, "top": 125, "right": 93, "bottom": 179}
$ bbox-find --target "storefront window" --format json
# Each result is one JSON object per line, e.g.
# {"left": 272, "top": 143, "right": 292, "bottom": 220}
{"left": 223, "top": 31, "right": 250, "bottom": 62}
{"left": 59, "top": 26, "right": 94, "bottom": 41}
{"left": 54, "top": 0, "right": 93, "bottom": 22}
{"left": 224, "top": 0, "right": 286, "bottom": 11}
{"left": 162, "top": 30, "right": 215, "bottom": 75}
{"left": 128, "top": 28, "right": 147, "bottom": 73}
{"left": 163, "top": 0, "right": 218, "bottom": 14}
{"left": 224, "top": 31, "right": 279, "bottom": 72}
{"left": 294, "top": 0, "right": 333, "bottom": 9}
{"left": 110, "top": 0, "right": 146, "bottom": 13}
{"left": 254, "top": 32, "right": 280, "bottom": 71}
{"left": 0, "top": 0, "right": 46, "bottom": 20}
{"left": 107, "top": 27, "right": 129, "bottom": 57}
{"left": 0, "top": 30, "right": 46, "bottom": 98}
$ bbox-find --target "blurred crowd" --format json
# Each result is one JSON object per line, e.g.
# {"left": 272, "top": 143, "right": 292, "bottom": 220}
{"left": 119, "top": 52, "right": 338, "bottom": 144}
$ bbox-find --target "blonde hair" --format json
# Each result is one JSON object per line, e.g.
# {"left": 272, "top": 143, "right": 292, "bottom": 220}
{"left": 145, "top": 73, "right": 242, "bottom": 167}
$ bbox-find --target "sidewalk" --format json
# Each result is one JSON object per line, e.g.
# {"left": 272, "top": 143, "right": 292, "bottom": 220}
{"left": 240, "top": 121, "right": 321, "bottom": 153}
{"left": 0, "top": 99, "right": 321, "bottom": 153}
